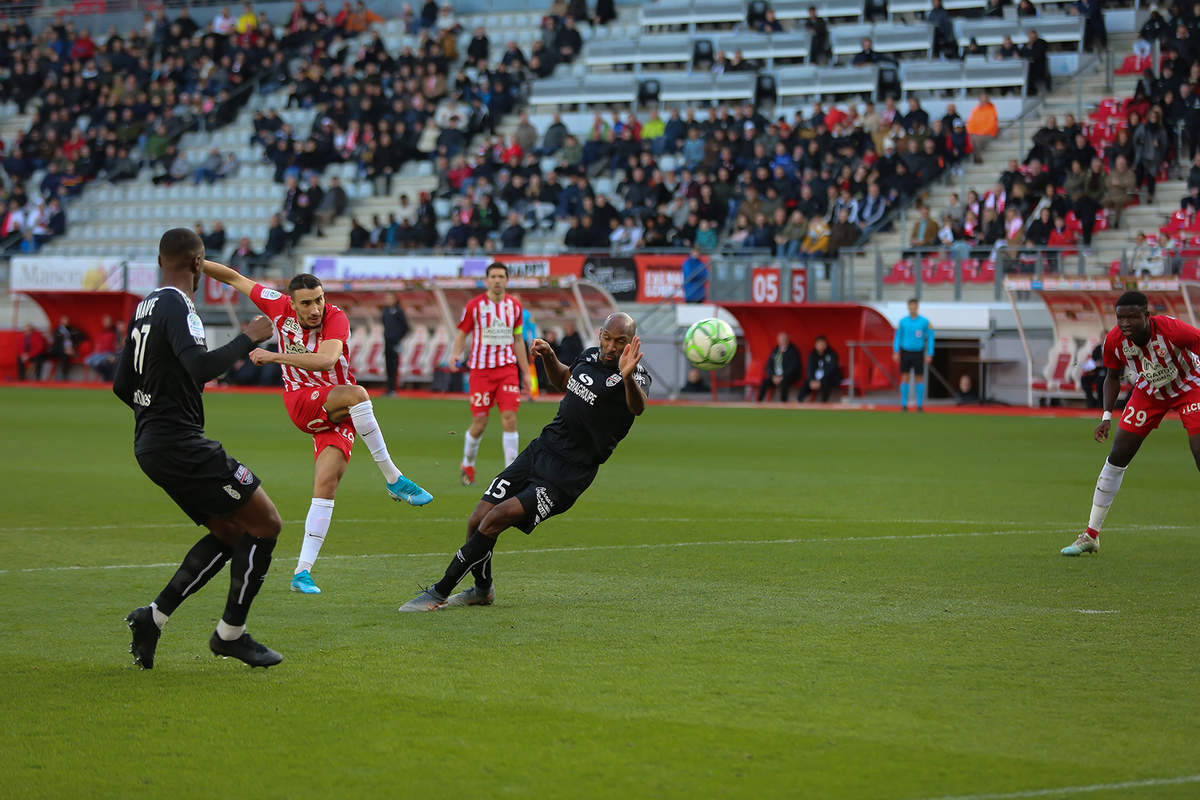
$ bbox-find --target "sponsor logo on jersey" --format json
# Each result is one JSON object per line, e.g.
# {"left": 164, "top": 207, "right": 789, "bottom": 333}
{"left": 310, "top": 390, "right": 320, "bottom": 400}
{"left": 578, "top": 372, "right": 593, "bottom": 386}
{"left": 234, "top": 465, "right": 254, "bottom": 485}
{"left": 533, "top": 485, "right": 553, "bottom": 524}
{"left": 606, "top": 373, "right": 621, "bottom": 388}
{"left": 1182, "top": 402, "right": 1200, "bottom": 415}
{"left": 566, "top": 375, "right": 597, "bottom": 405}
{"left": 133, "top": 390, "right": 152, "bottom": 406}
{"left": 1122, "top": 340, "right": 1142, "bottom": 361}
{"left": 222, "top": 485, "right": 242, "bottom": 500}
{"left": 283, "top": 318, "right": 304, "bottom": 337}
{"left": 285, "top": 339, "right": 310, "bottom": 354}
{"left": 260, "top": 288, "right": 282, "bottom": 300}
{"left": 1142, "top": 361, "right": 1178, "bottom": 388}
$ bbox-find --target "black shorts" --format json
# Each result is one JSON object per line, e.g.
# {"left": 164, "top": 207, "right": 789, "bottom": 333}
{"left": 479, "top": 439, "right": 597, "bottom": 534}
{"left": 899, "top": 349, "right": 927, "bottom": 376}
{"left": 135, "top": 437, "right": 261, "bottom": 526}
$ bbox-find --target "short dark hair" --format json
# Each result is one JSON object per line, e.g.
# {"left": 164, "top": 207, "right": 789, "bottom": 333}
{"left": 158, "top": 227, "right": 203, "bottom": 266}
{"left": 908, "top": 297, "right": 919, "bottom": 305}
{"left": 288, "top": 273, "right": 323, "bottom": 294}
{"left": 486, "top": 262, "right": 508, "bottom": 277}
{"left": 1116, "top": 291, "right": 1149, "bottom": 308}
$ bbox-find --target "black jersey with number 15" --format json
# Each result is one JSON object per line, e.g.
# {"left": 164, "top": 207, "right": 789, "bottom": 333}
{"left": 536, "top": 347, "right": 651, "bottom": 468}
{"left": 119, "top": 286, "right": 210, "bottom": 451}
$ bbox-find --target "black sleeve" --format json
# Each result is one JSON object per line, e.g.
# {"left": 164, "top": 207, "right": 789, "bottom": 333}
{"left": 178, "top": 333, "right": 256, "bottom": 384}
{"left": 632, "top": 364, "right": 652, "bottom": 396}
{"left": 160, "top": 292, "right": 256, "bottom": 383}
{"left": 112, "top": 332, "right": 135, "bottom": 408}
{"left": 807, "top": 351, "right": 819, "bottom": 381}
{"left": 396, "top": 307, "right": 409, "bottom": 339}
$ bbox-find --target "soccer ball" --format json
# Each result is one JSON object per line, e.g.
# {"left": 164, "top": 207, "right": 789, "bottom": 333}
{"left": 684, "top": 318, "right": 737, "bottom": 371}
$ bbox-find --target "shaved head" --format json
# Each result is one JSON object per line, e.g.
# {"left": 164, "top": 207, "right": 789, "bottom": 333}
{"left": 602, "top": 312, "right": 636, "bottom": 338}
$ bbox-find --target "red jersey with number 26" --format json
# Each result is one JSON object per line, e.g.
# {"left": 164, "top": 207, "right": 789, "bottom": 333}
{"left": 458, "top": 293, "right": 523, "bottom": 370}
{"left": 1103, "top": 315, "right": 1200, "bottom": 400}
{"left": 250, "top": 282, "right": 356, "bottom": 392}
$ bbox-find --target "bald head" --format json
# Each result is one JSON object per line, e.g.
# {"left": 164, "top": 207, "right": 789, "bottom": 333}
{"left": 602, "top": 312, "right": 636, "bottom": 338}
{"left": 598, "top": 312, "right": 637, "bottom": 366}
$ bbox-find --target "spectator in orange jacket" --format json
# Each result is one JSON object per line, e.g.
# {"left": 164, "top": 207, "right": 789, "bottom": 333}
{"left": 339, "top": 0, "right": 382, "bottom": 33}
{"left": 966, "top": 92, "right": 999, "bottom": 163}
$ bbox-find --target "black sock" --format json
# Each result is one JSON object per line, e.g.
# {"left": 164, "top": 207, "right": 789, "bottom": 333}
{"left": 222, "top": 534, "right": 277, "bottom": 627}
{"left": 154, "top": 534, "right": 233, "bottom": 616}
{"left": 434, "top": 533, "right": 496, "bottom": 597}
{"left": 470, "top": 547, "right": 493, "bottom": 591}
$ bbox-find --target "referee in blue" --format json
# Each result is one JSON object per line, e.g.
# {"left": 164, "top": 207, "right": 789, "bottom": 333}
{"left": 893, "top": 297, "right": 934, "bottom": 412}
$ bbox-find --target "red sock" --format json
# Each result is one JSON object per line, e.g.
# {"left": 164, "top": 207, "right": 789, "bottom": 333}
{"left": 1085, "top": 527, "right": 1100, "bottom": 540}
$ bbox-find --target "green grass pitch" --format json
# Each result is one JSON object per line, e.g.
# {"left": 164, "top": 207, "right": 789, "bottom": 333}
{"left": 1, "top": 388, "right": 1197, "bottom": 799}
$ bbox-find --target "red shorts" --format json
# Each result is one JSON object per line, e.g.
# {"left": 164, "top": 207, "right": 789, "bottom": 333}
{"left": 284, "top": 386, "right": 357, "bottom": 461}
{"left": 468, "top": 364, "right": 521, "bottom": 416}
{"left": 1117, "top": 384, "right": 1200, "bottom": 436}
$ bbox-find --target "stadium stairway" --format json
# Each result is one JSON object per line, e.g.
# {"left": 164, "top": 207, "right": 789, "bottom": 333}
{"left": 855, "top": 35, "right": 1145, "bottom": 300}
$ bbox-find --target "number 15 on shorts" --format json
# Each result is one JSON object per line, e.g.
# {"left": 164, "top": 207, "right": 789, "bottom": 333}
{"left": 486, "top": 478, "right": 510, "bottom": 499}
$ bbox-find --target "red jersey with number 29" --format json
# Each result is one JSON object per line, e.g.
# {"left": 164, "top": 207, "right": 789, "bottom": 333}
{"left": 250, "top": 283, "right": 356, "bottom": 392}
{"left": 458, "top": 293, "right": 523, "bottom": 370}
{"left": 1103, "top": 315, "right": 1200, "bottom": 400}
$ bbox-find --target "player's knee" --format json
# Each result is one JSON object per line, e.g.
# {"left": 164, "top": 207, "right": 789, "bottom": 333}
{"left": 350, "top": 385, "right": 370, "bottom": 404}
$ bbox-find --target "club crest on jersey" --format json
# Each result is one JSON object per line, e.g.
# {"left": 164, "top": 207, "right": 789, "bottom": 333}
{"left": 606, "top": 373, "right": 621, "bottom": 387}
{"left": 283, "top": 318, "right": 303, "bottom": 337}
{"left": 234, "top": 465, "right": 254, "bottom": 485}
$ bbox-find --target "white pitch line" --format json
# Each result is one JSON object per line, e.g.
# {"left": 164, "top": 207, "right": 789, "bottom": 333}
{"left": 0, "top": 515, "right": 1099, "bottom": 534}
{"left": 915, "top": 773, "right": 1200, "bottom": 800}
{"left": 0, "top": 524, "right": 1182, "bottom": 576}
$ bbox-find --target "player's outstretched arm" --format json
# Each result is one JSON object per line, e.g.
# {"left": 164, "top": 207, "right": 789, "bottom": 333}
{"left": 530, "top": 338, "right": 569, "bottom": 390}
{"left": 251, "top": 338, "right": 342, "bottom": 372}
{"left": 202, "top": 259, "right": 256, "bottom": 297}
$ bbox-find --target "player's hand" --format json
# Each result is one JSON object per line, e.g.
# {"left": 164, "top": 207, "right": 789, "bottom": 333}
{"left": 1094, "top": 420, "right": 1111, "bottom": 442}
{"left": 248, "top": 348, "right": 276, "bottom": 366}
{"left": 892, "top": 352, "right": 900, "bottom": 364}
{"left": 244, "top": 315, "right": 273, "bottom": 343}
{"left": 530, "top": 338, "right": 554, "bottom": 361}
{"left": 619, "top": 335, "right": 643, "bottom": 379}
{"left": 924, "top": 355, "right": 933, "bottom": 365}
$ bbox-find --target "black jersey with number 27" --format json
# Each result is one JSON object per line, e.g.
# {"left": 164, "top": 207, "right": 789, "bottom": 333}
{"left": 119, "top": 286, "right": 211, "bottom": 452}
{"left": 536, "top": 346, "right": 651, "bottom": 468}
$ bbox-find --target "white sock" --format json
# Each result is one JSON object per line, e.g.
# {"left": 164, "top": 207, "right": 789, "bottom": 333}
{"left": 296, "top": 498, "right": 334, "bottom": 574}
{"left": 502, "top": 431, "right": 519, "bottom": 466}
{"left": 216, "top": 619, "right": 244, "bottom": 641}
{"left": 347, "top": 400, "right": 401, "bottom": 483}
{"left": 1088, "top": 459, "right": 1128, "bottom": 533}
{"left": 463, "top": 431, "right": 481, "bottom": 467}
{"left": 150, "top": 602, "right": 168, "bottom": 629}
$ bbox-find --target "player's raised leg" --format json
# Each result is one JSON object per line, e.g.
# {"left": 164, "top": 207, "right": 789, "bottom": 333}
{"left": 208, "top": 487, "right": 284, "bottom": 667}
{"left": 325, "top": 384, "right": 432, "bottom": 505}
{"left": 292, "top": 447, "right": 345, "bottom": 594}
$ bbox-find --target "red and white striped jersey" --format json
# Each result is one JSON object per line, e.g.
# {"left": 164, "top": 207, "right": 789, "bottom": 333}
{"left": 457, "top": 293, "right": 523, "bottom": 370}
{"left": 251, "top": 283, "right": 356, "bottom": 392}
{"left": 1103, "top": 315, "right": 1200, "bottom": 399}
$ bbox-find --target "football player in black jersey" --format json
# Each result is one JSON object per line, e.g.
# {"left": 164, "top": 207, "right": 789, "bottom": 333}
{"left": 115, "top": 227, "right": 286, "bottom": 669}
{"left": 400, "top": 313, "right": 651, "bottom": 612}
